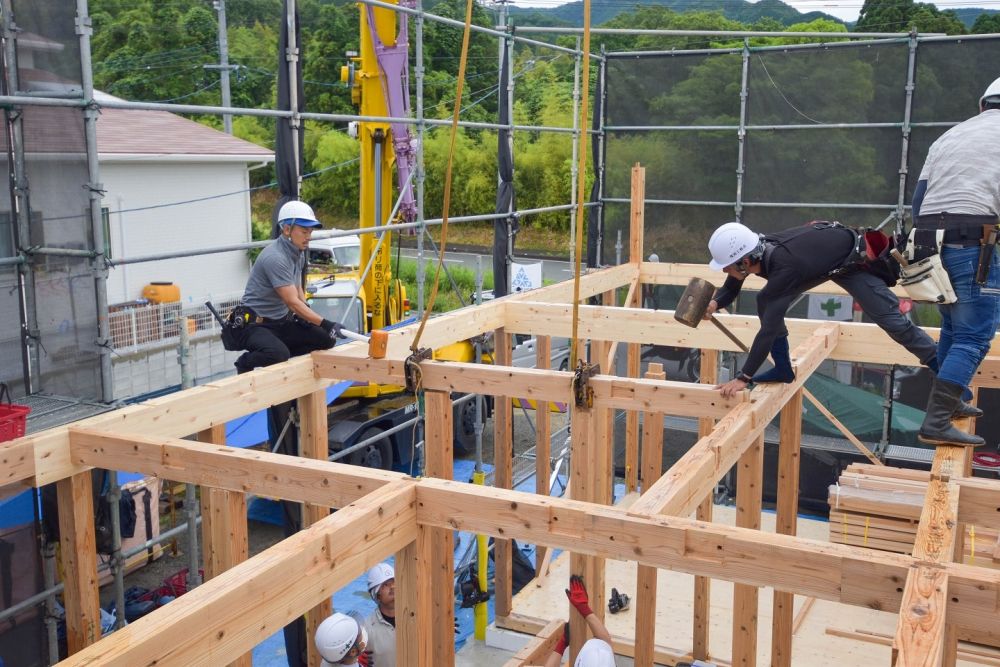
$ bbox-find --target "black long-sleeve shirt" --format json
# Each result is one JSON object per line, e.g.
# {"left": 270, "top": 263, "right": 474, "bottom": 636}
{"left": 712, "top": 224, "right": 856, "bottom": 377}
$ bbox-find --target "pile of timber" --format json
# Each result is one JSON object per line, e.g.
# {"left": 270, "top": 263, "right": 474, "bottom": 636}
{"left": 828, "top": 463, "right": 1000, "bottom": 568}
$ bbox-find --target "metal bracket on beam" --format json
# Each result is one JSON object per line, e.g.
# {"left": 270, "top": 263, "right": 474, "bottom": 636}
{"left": 572, "top": 360, "right": 599, "bottom": 409}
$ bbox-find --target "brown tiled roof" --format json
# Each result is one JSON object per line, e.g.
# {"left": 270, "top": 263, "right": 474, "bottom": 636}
{"left": 96, "top": 104, "right": 273, "bottom": 158}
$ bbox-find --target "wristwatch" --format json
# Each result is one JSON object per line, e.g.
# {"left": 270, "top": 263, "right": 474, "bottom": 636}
{"left": 736, "top": 372, "right": 753, "bottom": 384}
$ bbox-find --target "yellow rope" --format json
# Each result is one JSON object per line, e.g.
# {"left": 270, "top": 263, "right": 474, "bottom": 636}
{"left": 409, "top": 0, "right": 476, "bottom": 353}
{"left": 568, "top": 0, "right": 593, "bottom": 370}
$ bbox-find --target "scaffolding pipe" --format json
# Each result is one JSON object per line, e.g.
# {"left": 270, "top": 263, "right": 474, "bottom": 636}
{"left": 734, "top": 39, "right": 750, "bottom": 219}
{"left": 107, "top": 471, "right": 127, "bottom": 630}
{"left": 415, "top": 0, "right": 426, "bottom": 316}
{"left": 604, "top": 197, "right": 901, "bottom": 210}
{"left": 895, "top": 33, "right": 919, "bottom": 225}
{"left": 519, "top": 27, "right": 922, "bottom": 38}
{"left": 77, "top": 0, "right": 114, "bottom": 403}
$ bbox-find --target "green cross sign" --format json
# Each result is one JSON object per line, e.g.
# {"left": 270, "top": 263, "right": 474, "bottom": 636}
{"left": 820, "top": 298, "right": 843, "bottom": 317}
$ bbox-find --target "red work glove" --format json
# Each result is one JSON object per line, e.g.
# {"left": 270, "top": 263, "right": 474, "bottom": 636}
{"left": 357, "top": 650, "right": 370, "bottom": 667}
{"left": 553, "top": 622, "right": 569, "bottom": 655}
{"left": 565, "top": 575, "right": 593, "bottom": 618}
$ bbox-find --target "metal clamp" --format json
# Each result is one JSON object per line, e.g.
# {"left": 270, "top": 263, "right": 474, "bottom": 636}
{"left": 572, "top": 360, "right": 599, "bottom": 409}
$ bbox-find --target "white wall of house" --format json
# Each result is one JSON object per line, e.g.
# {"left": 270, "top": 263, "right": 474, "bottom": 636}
{"left": 101, "top": 159, "right": 255, "bottom": 307}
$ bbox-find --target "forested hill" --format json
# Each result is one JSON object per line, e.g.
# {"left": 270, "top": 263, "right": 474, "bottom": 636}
{"left": 507, "top": 0, "right": 843, "bottom": 28}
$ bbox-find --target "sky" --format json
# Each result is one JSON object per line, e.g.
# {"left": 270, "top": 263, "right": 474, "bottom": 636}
{"left": 505, "top": 0, "right": 1000, "bottom": 24}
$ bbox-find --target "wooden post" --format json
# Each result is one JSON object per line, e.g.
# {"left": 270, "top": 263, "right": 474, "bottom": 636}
{"left": 494, "top": 327, "right": 514, "bottom": 618}
{"left": 771, "top": 389, "right": 803, "bottom": 667}
{"left": 629, "top": 163, "right": 645, "bottom": 264}
{"left": 57, "top": 471, "right": 101, "bottom": 654}
{"left": 299, "top": 391, "right": 333, "bottom": 667}
{"left": 395, "top": 539, "right": 418, "bottom": 666}
{"left": 535, "top": 335, "right": 552, "bottom": 576}
{"left": 639, "top": 363, "right": 666, "bottom": 493}
{"left": 694, "top": 348, "right": 718, "bottom": 661}
{"left": 423, "top": 390, "right": 455, "bottom": 664}
{"left": 624, "top": 340, "right": 641, "bottom": 493}
{"left": 197, "top": 425, "right": 251, "bottom": 667}
{"left": 732, "top": 435, "right": 764, "bottom": 667}
{"left": 635, "top": 361, "right": 666, "bottom": 667}
{"left": 569, "top": 404, "right": 609, "bottom": 662}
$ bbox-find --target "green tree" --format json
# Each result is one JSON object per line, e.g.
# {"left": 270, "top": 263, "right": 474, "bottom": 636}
{"left": 970, "top": 12, "right": 1000, "bottom": 33}
{"left": 856, "top": 0, "right": 966, "bottom": 34}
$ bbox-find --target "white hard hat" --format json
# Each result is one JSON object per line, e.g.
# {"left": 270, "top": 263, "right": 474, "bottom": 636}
{"left": 574, "top": 638, "right": 616, "bottom": 666}
{"left": 367, "top": 562, "right": 395, "bottom": 600}
{"left": 315, "top": 613, "right": 367, "bottom": 664}
{"left": 981, "top": 76, "right": 1000, "bottom": 110}
{"left": 707, "top": 222, "right": 760, "bottom": 271}
{"left": 277, "top": 200, "right": 321, "bottom": 228}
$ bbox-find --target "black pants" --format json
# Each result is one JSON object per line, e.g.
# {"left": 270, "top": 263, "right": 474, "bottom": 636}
{"left": 233, "top": 318, "right": 333, "bottom": 373}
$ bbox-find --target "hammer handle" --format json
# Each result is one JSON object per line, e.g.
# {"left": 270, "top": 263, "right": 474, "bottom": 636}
{"left": 709, "top": 315, "right": 750, "bottom": 353}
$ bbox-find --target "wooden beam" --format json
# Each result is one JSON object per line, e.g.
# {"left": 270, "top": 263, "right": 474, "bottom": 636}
{"left": 732, "top": 435, "right": 764, "bottom": 667}
{"left": 771, "top": 389, "right": 803, "bottom": 667}
{"left": 298, "top": 391, "right": 333, "bottom": 667}
{"left": 629, "top": 163, "right": 645, "bottom": 264}
{"left": 69, "top": 428, "right": 402, "bottom": 508}
{"left": 414, "top": 479, "right": 1000, "bottom": 634}
{"left": 504, "top": 301, "right": 937, "bottom": 367}
{"left": 398, "top": 360, "right": 742, "bottom": 418}
{"left": 0, "top": 438, "right": 33, "bottom": 486}
{"left": 631, "top": 326, "right": 838, "bottom": 518}
{"left": 62, "top": 481, "right": 417, "bottom": 667}
{"left": 494, "top": 328, "right": 514, "bottom": 618}
{"left": 57, "top": 471, "right": 101, "bottom": 654}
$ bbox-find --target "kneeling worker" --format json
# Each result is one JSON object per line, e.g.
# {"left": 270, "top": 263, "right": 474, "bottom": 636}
{"left": 233, "top": 199, "right": 343, "bottom": 373}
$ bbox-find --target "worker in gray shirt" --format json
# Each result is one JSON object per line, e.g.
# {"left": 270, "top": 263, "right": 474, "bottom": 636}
{"left": 911, "top": 76, "right": 1000, "bottom": 447}
{"left": 233, "top": 200, "right": 343, "bottom": 373}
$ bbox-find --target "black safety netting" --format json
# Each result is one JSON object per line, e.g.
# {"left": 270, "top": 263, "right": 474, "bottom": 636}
{"left": 600, "top": 35, "right": 1000, "bottom": 265}
{"left": 0, "top": 0, "right": 102, "bottom": 400}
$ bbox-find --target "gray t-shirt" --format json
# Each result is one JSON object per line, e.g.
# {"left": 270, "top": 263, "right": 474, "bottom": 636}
{"left": 241, "top": 235, "right": 304, "bottom": 319}
{"left": 918, "top": 109, "right": 1000, "bottom": 217}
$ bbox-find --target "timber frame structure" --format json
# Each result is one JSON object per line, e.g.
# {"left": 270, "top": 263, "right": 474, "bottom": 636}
{"left": 6, "top": 165, "right": 1000, "bottom": 667}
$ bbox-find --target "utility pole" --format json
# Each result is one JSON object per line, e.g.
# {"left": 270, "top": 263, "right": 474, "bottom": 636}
{"left": 212, "top": 0, "right": 233, "bottom": 133}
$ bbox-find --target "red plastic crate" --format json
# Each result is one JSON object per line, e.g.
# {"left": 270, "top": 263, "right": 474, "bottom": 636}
{"left": 0, "top": 385, "right": 29, "bottom": 443}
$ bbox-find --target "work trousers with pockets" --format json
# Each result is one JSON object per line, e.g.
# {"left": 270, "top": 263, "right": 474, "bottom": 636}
{"left": 233, "top": 317, "right": 333, "bottom": 373}
{"left": 831, "top": 268, "right": 939, "bottom": 368}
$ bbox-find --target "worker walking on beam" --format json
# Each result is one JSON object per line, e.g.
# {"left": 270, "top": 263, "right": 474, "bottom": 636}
{"left": 909, "top": 76, "right": 1000, "bottom": 447}
{"left": 705, "top": 220, "right": 946, "bottom": 402}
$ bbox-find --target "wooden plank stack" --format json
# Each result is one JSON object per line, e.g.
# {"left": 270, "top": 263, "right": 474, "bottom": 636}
{"left": 828, "top": 463, "right": 1000, "bottom": 567}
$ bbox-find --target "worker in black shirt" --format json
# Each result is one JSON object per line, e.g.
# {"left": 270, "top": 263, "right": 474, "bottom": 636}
{"left": 705, "top": 221, "right": 945, "bottom": 400}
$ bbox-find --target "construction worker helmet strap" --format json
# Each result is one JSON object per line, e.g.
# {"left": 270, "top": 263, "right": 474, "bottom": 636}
{"left": 708, "top": 222, "right": 762, "bottom": 271}
{"left": 981, "top": 76, "right": 1000, "bottom": 110}
{"left": 277, "top": 200, "right": 322, "bottom": 228}
{"left": 315, "top": 613, "right": 367, "bottom": 663}
{"left": 574, "top": 638, "right": 616, "bottom": 666}
{"left": 367, "top": 562, "right": 395, "bottom": 600}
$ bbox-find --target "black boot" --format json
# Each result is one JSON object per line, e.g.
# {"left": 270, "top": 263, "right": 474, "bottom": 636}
{"left": 752, "top": 335, "right": 795, "bottom": 383}
{"left": 918, "top": 379, "right": 985, "bottom": 447}
{"left": 927, "top": 356, "right": 983, "bottom": 418}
